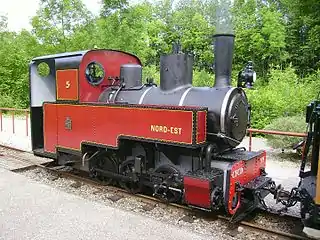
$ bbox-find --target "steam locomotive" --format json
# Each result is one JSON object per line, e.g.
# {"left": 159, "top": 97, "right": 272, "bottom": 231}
{"left": 29, "top": 31, "right": 320, "bottom": 236}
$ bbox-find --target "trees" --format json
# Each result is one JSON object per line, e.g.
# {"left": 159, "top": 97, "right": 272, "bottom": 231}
{"left": 30, "top": 0, "right": 94, "bottom": 53}
{"left": 232, "top": 0, "right": 287, "bottom": 79}
{"left": 279, "top": 0, "right": 320, "bottom": 76}
{"left": 0, "top": 0, "right": 319, "bottom": 129}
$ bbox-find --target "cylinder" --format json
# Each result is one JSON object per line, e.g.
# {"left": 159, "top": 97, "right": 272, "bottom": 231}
{"left": 160, "top": 54, "right": 193, "bottom": 91}
{"left": 213, "top": 34, "right": 235, "bottom": 88}
{"left": 120, "top": 64, "right": 142, "bottom": 89}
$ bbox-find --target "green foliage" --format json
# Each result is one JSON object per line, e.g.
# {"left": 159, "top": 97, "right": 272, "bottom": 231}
{"left": 246, "top": 66, "right": 320, "bottom": 129}
{"left": 142, "top": 65, "right": 160, "bottom": 85}
{"left": 0, "top": 94, "right": 21, "bottom": 108}
{"left": 37, "top": 62, "right": 50, "bottom": 77}
{"left": 101, "top": 0, "right": 128, "bottom": 16}
{"left": 232, "top": 0, "right": 287, "bottom": 78}
{"left": 193, "top": 69, "right": 214, "bottom": 87}
{"left": 141, "top": 65, "right": 214, "bottom": 87}
{"left": 0, "top": 0, "right": 319, "bottom": 133}
{"left": 30, "top": 0, "right": 93, "bottom": 53}
{"left": 264, "top": 115, "right": 306, "bottom": 149}
{"left": 279, "top": 0, "right": 320, "bottom": 76}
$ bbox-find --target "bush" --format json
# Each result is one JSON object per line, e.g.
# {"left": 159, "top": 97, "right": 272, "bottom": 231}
{"left": 0, "top": 94, "right": 20, "bottom": 108}
{"left": 263, "top": 115, "right": 307, "bottom": 149}
{"left": 246, "top": 66, "right": 320, "bottom": 129}
{"left": 142, "top": 65, "right": 160, "bottom": 85}
{"left": 193, "top": 69, "right": 213, "bottom": 87}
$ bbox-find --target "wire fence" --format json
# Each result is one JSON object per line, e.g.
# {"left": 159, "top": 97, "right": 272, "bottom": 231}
{"left": 0, "top": 108, "right": 30, "bottom": 137}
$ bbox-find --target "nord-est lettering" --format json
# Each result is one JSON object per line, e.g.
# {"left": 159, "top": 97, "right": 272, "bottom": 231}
{"left": 150, "top": 125, "right": 182, "bottom": 135}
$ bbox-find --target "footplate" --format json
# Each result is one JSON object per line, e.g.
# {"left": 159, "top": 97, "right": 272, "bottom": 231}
{"left": 244, "top": 176, "right": 272, "bottom": 190}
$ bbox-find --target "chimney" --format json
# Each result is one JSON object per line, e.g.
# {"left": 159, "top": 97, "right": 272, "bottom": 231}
{"left": 213, "top": 34, "right": 235, "bottom": 88}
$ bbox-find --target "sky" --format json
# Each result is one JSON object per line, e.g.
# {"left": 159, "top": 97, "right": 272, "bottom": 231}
{"left": 0, "top": 0, "right": 102, "bottom": 32}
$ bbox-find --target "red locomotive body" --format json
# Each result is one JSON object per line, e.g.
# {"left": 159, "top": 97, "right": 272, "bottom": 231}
{"left": 43, "top": 103, "right": 207, "bottom": 152}
{"left": 29, "top": 36, "right": 273, "bottom": 222}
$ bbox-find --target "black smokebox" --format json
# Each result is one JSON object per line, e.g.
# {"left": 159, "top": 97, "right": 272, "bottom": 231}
{"left": 213, "top": 34, "right": 235, "bottom": 88}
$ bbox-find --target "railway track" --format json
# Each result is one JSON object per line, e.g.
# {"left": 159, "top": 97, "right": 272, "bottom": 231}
{"left": 0, "top": 144, "right": 310, "bottom": 240}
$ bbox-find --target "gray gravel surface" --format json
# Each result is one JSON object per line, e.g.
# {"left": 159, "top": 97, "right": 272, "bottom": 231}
{"left": 0, "top": 146, "right": 52, "bottom": 170}
{"left": 0, "top": 167, "right": 217, "bottom": 240}
{"left": 0, "top": 131, "right": 308, "bottom": 239}
{"left": 17, "top": 167, "right": 296, "bottom": 240}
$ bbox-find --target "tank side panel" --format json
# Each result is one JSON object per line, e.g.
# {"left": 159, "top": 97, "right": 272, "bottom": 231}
{"left": 46, "top": 104, "right": 201, "bottom": 153}
{"left": 43, "top": 103, "right": 58, "bottom": 153}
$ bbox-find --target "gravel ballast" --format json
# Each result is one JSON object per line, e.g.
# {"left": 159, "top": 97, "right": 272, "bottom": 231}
{"left": 0, "top": 130, "right": 308, "bottom": 239}
{"left": 17, "top": 166, "right": 300, "bottom": 240}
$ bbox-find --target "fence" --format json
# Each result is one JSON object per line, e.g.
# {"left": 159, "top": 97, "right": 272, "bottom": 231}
{"left": 247, "top": 128, "right": 307, "bottom": 151}
{"left": 0, "top": 108, "right": 309, "bottom": 149}
{"left": 0, "top": 108, "right": 30, "bottom": 137}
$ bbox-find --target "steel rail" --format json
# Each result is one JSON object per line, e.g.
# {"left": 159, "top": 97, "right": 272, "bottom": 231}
{"left": 0, "top": 145, "right": 308, "bottom": 240}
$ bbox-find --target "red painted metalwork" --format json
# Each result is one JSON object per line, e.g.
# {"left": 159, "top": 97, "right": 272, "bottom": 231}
{"left": 247, "top": 128, "right": 307, "bottom": 151}
{"left": 196, "top": 111, "right": 207, "bottom": 144}
{"left": 43, "top": 104, "right": 57, "bottom": 152}
{"left": 183, "top": 176, "right": 211, "bottom": 208}
{"left": 79, "top": 50, "right": 142, "bottom": 103}
{"left": 56, "top": 69, "right": 79, "bottom": 101}
{"left": 227, "top": 150, "right": 266, "bottom": 214}
{"left": 245, "top": 150, "right": 267, "bottom": 182}
{"left": 227, "top": 160, "right": 245, "bottom": 214}
{"left": 43, "top": 103, "right": 206, "bottom": 153}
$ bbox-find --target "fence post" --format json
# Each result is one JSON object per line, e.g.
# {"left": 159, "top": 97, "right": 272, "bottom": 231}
{"left": 12, "top": 111, "right": 15, "bottom": 134}
{"left": 26, "top": 111, "right": 29, "bottom": 136}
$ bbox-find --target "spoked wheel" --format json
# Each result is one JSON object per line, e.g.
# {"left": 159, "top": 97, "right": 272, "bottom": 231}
{"left": 119, "top": 159, "right": 141, "bottom": 194}
{"left": 154, "top": 165, "right": 182, "bottom": 203}
{"left": 89, "top": 154, "right": 118, "bottom": 185}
